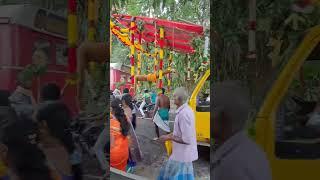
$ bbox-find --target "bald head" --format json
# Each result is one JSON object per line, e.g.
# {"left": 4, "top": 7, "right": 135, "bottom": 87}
{"left": 213, "top": 81, "right": 251, "bottom": 139}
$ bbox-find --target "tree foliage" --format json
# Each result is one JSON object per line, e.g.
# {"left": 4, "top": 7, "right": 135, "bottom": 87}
{"left": 213, "top": 0, "right": 320, "bottom": 106}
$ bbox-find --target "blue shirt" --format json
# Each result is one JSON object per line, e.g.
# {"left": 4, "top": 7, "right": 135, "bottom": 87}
{"left": 151, "top": 93, "right": 157, "bottom": 104}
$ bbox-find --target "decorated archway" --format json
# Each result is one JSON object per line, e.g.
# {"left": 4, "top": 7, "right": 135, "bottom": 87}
{"left": 110, "top": 14, "right": 204, "bottom": 93}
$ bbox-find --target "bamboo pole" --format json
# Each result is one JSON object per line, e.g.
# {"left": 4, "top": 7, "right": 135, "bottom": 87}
{"left": 137, "top": 32, "right": 142, "bottom": 88}
{"left": 135, "top": 69, "right": 172, "bottom": 82}
{"left": 154, "top": 22, "right": 158, "bottom": 85}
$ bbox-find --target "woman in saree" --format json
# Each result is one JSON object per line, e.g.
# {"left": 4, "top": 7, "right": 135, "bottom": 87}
{"left": 110, "top": 98, "right": 130, "bottom": 171}
{"left": 121, "top": 94, "right": 133, "bottom": 124}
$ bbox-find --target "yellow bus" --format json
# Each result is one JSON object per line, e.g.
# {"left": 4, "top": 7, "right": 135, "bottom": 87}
{"left": 183, "top": 24, "right": 320, "bottom": 180}
{"left": 189, "top": 69, "right": 210, "bottom": 146}
{"left": 255, "top": 25, "right": 320, "bottom": 180}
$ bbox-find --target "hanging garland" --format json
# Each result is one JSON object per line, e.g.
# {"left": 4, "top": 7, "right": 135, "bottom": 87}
{"left": 158, "top": 27, "right": 165, "bottom": 88}
{"left": 129, "top": 19, "right": 136, "bottom": 86}
{"left": 187, "top": 55, "right": 191, "bottom": 81}
{"left": 167, "top": 51, "right": 173, "bottom": 92}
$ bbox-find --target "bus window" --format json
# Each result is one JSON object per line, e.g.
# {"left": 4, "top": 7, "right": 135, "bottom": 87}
{"left": 196, "top": 75, "right": 210, "bottom": 112}
{"left": 32, "top": 39, "right": 50, "bottom": 66}
{"left": 34, "top": 9, "right": 47, "bottom": 30}
{"left": 46, "top": 13, "right": 67, "bottom": 37}
{"left": 34, "top": 9, "right": 67, "bottom": 37}
{"left": 56, "top": 44, "right": 68, "bottom": 66}
{"left": 275, "top": 49, "right": 320, "bottom": 159}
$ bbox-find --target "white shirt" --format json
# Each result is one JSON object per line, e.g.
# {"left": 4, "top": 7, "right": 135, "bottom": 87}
{"left": 113, "top": 89, "right": 121, "bottom": 97}
{"left": 170, "top": 103, "right": 198, "bottom": 162}
{"left": 212, "top": 131, "right": 272, "bottom": 180}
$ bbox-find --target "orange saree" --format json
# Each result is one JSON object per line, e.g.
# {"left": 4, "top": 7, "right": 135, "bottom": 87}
{"left": 110, "top": 119, "right": 129, "bottom": 171}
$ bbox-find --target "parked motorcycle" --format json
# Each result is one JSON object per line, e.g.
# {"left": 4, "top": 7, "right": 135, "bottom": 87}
{"left": 144, "top": 103, "right": 155, "bottom": 118}
{"left": 70, "top": 114, "right": 105, "bottom": 157}
{"left": 133, "top": 99, "right": 155, "bottom": 118}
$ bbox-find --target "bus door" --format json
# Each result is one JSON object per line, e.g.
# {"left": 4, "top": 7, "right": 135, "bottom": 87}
{"left": 256, "top": 25, "right": 320, "bottom": 180}
{"left": 190, "top": 71, "right": 210, "bottom": 146}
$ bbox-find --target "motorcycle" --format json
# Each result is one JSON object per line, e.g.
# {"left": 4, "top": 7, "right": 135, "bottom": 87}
{"left": 70, "top": 114, "right": 105, "bottom": 157}
{"left": 133, "top": 99, "right": 155, "bottom": 118}
{"left": 144, "top": 103, "right": 155, "bottom": 118}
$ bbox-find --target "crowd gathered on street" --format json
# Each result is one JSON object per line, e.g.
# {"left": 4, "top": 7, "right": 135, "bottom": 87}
{"left": 0, "top": 65, "right": 202, "bottom": 180}
{"left": 0, "top": 76, "right": 84, "bottom": 180}
{"left": 110, "top": 86, "right": 199, "bottom": 179}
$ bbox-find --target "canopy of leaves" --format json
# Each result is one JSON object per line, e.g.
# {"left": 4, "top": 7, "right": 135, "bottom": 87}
{"left": 213, "top": 0, "right": 320, "bottom": 106}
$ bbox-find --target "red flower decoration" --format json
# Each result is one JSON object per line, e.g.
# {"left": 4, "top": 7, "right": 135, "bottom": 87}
{"left": 159, "top": 61, "right": 163, "bottom": 68}
{"left": 158, "top": 80, "right": 163, "bottom": 88}
{"left": 68, "top": 0, "right": 77, "bottom": 14}
{"left": 130, "top": 56, "right": 134, "bottom": 65}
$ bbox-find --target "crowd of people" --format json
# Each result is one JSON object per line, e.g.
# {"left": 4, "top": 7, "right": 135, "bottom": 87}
{"left": 0, "top": 79, "right": 85, "bottom": 180}
{"left": 0, "top": 72, "right": 278, "bottom": 180}
{"left": 0, "top": 75, "right": 277, "bottom": 180}
{"left": 110, "top": 86, "right": 200, "bottom": 179}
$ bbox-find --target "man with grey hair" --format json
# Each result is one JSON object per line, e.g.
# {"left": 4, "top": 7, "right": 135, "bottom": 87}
{"left": 212, "top": 81, "right": 271, "bottom": 180}
{"left": 158, "top": 87, "right": 198, "bottom": 179}
{"left": 9, "top": 71, "right": 36, "bottom": 122}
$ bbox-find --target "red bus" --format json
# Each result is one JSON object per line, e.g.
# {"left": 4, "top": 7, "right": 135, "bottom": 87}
{"left": 0, "top": 4, "right": 78, "bottom": 115}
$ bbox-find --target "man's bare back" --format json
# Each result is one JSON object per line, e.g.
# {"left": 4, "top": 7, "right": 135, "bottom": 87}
{"left": 158, "top": 94, "right": 170, "bottom": 110}
{"left": 153, "top": 92, "right": 171, "bottom": 139}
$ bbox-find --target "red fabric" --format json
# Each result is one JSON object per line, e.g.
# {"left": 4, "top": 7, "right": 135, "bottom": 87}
{"left": 130, "top": 56, "right": 134, "bottom": 65}
{"left": 158, "top": 80, "right": 163, "bottom": 88}
{"left": 113, "top": 25, "right": 121, "bottom": 31}
{"left": 68, "top": 0, "right": 77, "bottom": 13}
{"left": 113, "top": 14, "right": 203, "bottom": 34}
{"left": 159, "top": 60, "right": 163, "bottom": 68}
{"left": 129, "top": 26, "right": 137, "bottom": 31}
{"left": 130, "top": 33, "right": 134, "bottom": 44}
{"left": 112, "top": 14, "right": 203, "bottom": 54}
{"left": 159, "top": 39, "right": 164, "bottom": 48}
{"left": 138, "top": 33, "right": 142, "bottom": 44}
{"left": 68, "top": 47, "right": 77, "bottom": 73}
